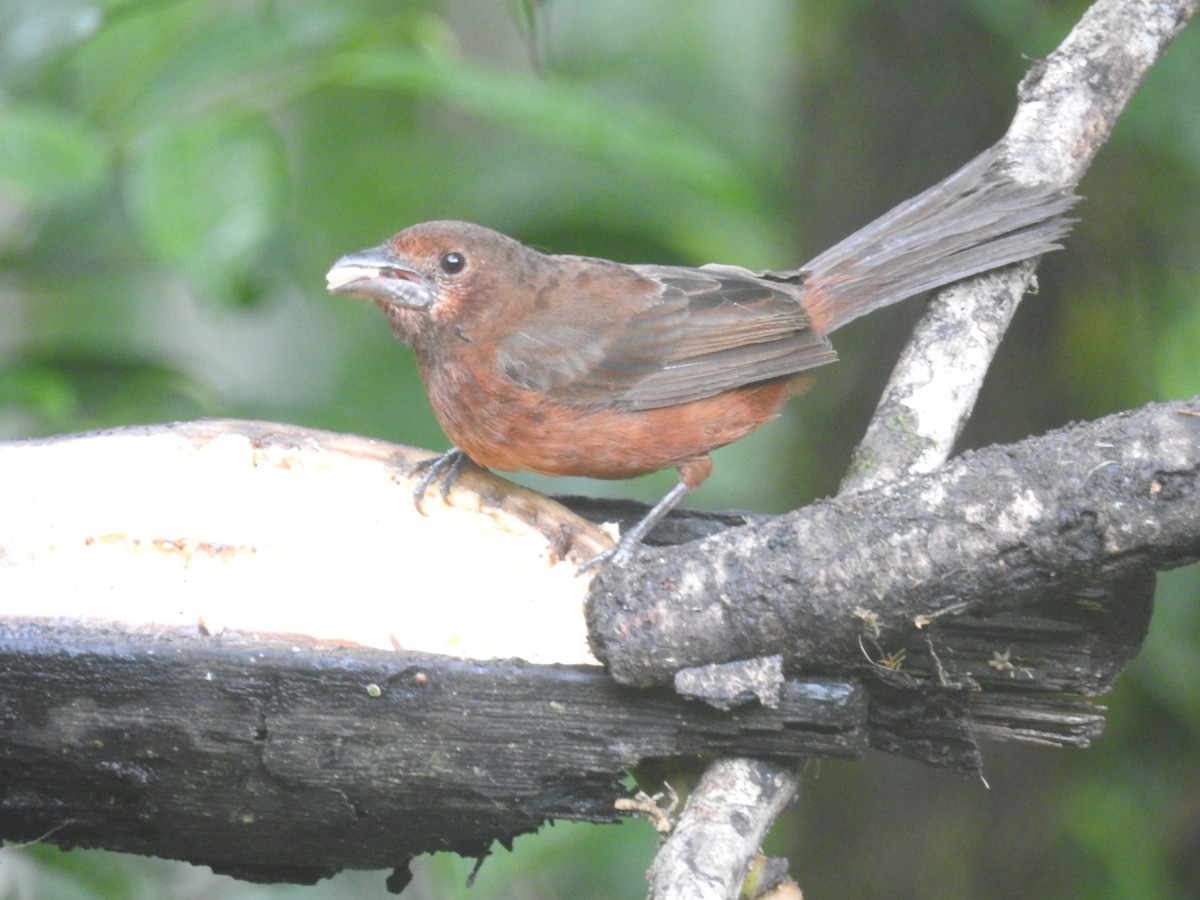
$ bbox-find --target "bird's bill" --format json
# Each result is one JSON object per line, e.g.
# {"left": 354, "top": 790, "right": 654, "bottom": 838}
{"left": 326, "top": 248, "right": 434, "bottom": 310}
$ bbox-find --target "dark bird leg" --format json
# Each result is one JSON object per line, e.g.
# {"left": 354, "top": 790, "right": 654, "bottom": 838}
{"left": 410, "top": 447, "right": 472, "bottom": 515}
{"left": 581, "top": 456, "right": 712, "bottom": 570}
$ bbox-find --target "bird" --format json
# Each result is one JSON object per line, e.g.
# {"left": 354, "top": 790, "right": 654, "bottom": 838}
{"left": 326, "top": 144, "right": 1076, "bottom": 567}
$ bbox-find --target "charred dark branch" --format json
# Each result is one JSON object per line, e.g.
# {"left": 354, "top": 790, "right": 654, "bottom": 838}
{"left": 0, "top": 624, "right": 864, "bottom": 888}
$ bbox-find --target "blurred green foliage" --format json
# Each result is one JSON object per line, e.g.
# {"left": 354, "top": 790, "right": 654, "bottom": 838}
{"left": 1, "top": 1, "right": 1198, "bottom": 897}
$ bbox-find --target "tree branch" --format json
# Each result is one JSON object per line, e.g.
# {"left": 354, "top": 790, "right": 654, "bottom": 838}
{"left": 0, "top": 3, "right": 1194, "bottom": 897}
{"left": 640, "top": 1, "right": 1198, "bottom": 895}
{"left": 0, "top": 390, "right": 1180, "bottom": 887}
{"left": 0, "top": 624, "right": 865, "bottom": 890}
{"left": 645, "top": 758, "right": 800, "bottom": 900}
{"left": 844, "top": 0, "right": 1200, "bottom": 490}
{"left": 588, "top": 397, "right": 1200, "bottom": 684}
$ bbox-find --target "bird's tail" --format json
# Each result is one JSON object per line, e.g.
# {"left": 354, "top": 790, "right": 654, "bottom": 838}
{"left": 794, "top": 144, "right": 1078, "bottom": 335}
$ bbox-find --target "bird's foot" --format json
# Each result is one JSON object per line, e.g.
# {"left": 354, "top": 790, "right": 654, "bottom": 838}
{"left": 409, "top": 447, "right": 471, "bottom": 515}
{"left": 577, "top": 540, "right": 633, "bottom": 573}
{"left": 577, "top": 478, "right": 695, "bottom": 572}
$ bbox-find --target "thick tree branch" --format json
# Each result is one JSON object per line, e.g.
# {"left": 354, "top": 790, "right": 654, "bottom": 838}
{"left": 588, "top": 397, "right": 1200, "bottom": 685}
{"left": 644, "top": 1, "right": 1198, "bottom": 895}
{"left": 0, "top": 3, "right": 1194, "bottom": 897}
{"left": 0, "top": 393, "right": 1176, "bottom": 888}
{"left": 0, "top": 397, "right": 1182, "bottom": 888}
{"left": 0, "top": 625, "right": 866, "bottom": 889}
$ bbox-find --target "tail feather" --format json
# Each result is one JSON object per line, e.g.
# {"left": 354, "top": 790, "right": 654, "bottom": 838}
{"left": 795, "top": 145, "right": 1078, "bottom": 334}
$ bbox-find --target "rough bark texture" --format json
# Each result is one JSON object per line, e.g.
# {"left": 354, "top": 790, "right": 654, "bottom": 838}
{"left": 1, "top": 2, "right": 1195, "bottom": 896}
{"left": 641, "top": 0, "right": 1200, "bottom": 881}
{"left": 588, "top": 397, "right": 1199, "bottom": 687}
{"left": 0, "top": 397, "right": 1170, "bottom": 890}
{"left": 646, "top": 758, "right": 800, "bottom": 900}
{"left": 0, "top": 623, "right": 866, "bottom": 889}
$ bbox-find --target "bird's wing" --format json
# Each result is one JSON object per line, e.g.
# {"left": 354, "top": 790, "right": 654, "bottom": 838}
{"left": 495, "top": 263, "right": 837, "bottom": 411}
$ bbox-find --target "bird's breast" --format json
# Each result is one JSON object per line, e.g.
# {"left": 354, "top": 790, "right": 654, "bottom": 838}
{"left": 415, "top": 341, "right": 794, "bottom": 479}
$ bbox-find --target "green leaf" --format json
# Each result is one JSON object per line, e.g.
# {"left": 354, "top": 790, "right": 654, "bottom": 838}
{"left": 0, "top": 102, "right": 109, "bottom": 199}
{"left": 124, "top": 114, "right": 285, "bottom": 286}
{"left": 324, "top": 50, "right": 752, "bottom": 205}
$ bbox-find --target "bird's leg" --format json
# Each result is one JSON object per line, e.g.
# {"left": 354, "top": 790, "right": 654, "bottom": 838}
{"left": 580, "top": 456, "right": 712, "bottom": 570}
{"left": 409, "top": 447, "right": 472, "bottom": 515}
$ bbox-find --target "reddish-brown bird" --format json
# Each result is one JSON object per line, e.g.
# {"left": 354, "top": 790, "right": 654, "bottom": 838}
{"left": 327, "top": 145, "right": 1075, "bottom": 565}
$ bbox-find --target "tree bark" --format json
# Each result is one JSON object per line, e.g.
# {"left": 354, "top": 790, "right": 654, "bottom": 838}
{"left": 587, "top": 397, "right": 1199, "bottom": 686}
{"left": 0, "top": 397, "right": 1174, "bottom": 887}
{"left": 1, "top": 2, "right": 1196, "bottom": 896}
{"left": 0, "top": 624, "right": 864, "bottom": 889}
{"left": 642, "top": 0, "right": 1199, "bottom": 894}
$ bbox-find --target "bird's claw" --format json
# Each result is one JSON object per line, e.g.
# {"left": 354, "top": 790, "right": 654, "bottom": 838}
{"left": 577, "top": 476, "right": 694, "bottom": 572}
{"left": 409, "top": 447, "right": 470, "bottom": 515}
{"left": 577, "top": 547, "right": 615, "bottom": 573}
{"left": 577, "top": 537, "right": 636, "bottom": 573}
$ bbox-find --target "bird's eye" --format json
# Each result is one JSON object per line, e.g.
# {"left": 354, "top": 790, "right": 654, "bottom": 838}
{"left": 439, "top": 251, "right": 466, "bottom": 275}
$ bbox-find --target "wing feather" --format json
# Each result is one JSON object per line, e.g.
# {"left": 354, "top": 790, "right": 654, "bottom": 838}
{"left": 495, "top": 261, "right": 835, "bottom": 410}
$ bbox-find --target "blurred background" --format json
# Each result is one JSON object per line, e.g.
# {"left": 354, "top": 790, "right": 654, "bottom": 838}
{"left": 1, "top": 0, "right": 1198, "bottom": 897}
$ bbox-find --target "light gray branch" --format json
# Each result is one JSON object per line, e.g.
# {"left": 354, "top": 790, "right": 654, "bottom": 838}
{"left": 646, "top": 759, "right": 800, "bottom": 900}
{"left": 643, "top": 2, "right": 1198, "bottom": 897}
{"left": 844, "top": 0, "right": 1199, "bottom": 491}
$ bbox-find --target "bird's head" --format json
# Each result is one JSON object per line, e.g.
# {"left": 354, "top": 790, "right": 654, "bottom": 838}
{"left": 327, "top": 220, "right": 534, "bottom": 345}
